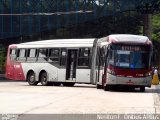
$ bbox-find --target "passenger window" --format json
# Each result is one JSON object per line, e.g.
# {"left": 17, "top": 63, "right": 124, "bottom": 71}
{"left": 96, "top": 53, "right": 99, "bottom": 66}
{"left": 108, "top": 50, "right": 114, "bottom": 66}
{"left": 10, "top": 49, "right": 17, "bottom": 61}
{"left": 39, "top": 49, "right": 48, "bottom": 58}
{"left": 10, "top": 49, "right": 16, "bottom": 55}
{"left": 61, "top": 49, "right": 67, "bottom": 57}
{"left": 78, "top": 48, "right": 90, "bottom": 67}
{"left": 19, "top": 49, "right": 26, "bottom": 57}
{"left": 48, "top": 48, "right": 59, "bottom": 62}
{"left": 28, "top": 49, "right": 37, "bottom": 57}
{"left": 49, "top": 49, "right": 59, "bottom": 57}
{"left": 79, "top": 48, "right": 89, "bottom": 57}
{"left": 60, "top": 48, "right": 67, "bottom": 66}
{"left": 99, "top": 47, "right": 105, "bottom": 66}
{"left": 27, "top": 49, "right": 37, "bottom": 62}
{"left": 38, "top": 48, "right": 48, "bottom": 62}
{"left": 17, "top": 49, "right": 26, "bottom": 62}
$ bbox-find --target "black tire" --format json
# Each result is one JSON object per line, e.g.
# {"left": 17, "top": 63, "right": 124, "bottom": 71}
{"left": 40, "top": 72, "right": 49, "bottom": 86}
{"left": 27, "top": 72, "right": 38, "bottom": 86}
{"left": 48, "top": 82, "right": 54, "bottom": 86}
{"left": 96, "top": 84, "right": 102, "bottom": 89}
{"left": 104, "top": 85, "right": 109, "bottom": 91}
{"left": 140, "top": 86, "right": 145, "bottom": 92}
{"left": 62, "top": 82, "right": 75, "bottom": 87}
{"left": 53, "top": 82, "right": 61, "bottom": 86}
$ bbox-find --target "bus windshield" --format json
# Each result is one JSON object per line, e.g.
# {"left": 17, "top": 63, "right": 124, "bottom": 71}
{"left": 109, "top": 44, "right": 151, "bottom": 69}
{"left": 115, "top": 51, "right": 149, "bottom": 69}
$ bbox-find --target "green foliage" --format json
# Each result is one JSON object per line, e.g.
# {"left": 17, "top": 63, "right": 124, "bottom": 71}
{"left": 151, "top": 13, "right": 160, "bottom": 66}
{"left": 0, "top": 47, "right": 6, "bottom": 73}
{"left": 152, "top": 13, "right": 160, "bottom": 41}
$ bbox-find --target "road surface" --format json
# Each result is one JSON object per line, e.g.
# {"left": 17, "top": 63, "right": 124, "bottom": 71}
{"left": 0, "top": 80, "right": 160, "bottom": 114}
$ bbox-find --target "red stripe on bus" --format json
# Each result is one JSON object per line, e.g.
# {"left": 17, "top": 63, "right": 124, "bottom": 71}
{"left": 108, "top": 65, "right": 151, "bottom": 78}
{"left": 6, "top": 46, "right": 25, "bottom": 80}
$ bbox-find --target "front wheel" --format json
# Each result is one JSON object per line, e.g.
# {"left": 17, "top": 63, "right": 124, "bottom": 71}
{"left": 40, "top": 72, "right": 50, "bottom": 86}
{"left": 27, "top": 72, "right": 38, "bottom": 86}
{"left": 53, "top": 82, "right": 61, "bottom": 86}
{"left": 62, "top": 82, "right": 75, "bottom": 87}
{"left": 96, "top": 84, "right": 102, "bottom": 89}
{"left": 140, "top": 86, "right": 145, "bottom": 92}
{"left": 103, "top": 85, "right": 109, "bottom": 91}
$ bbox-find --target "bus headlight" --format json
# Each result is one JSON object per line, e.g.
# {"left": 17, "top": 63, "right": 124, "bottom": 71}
{"left": 107, "top": 69, "right": 116, "bottom": 75}
{"left": 144, "top": 72, "right": 151, "bottom": 77}
{"left": 111, "top": 70, "right": 116, "bottom": 75}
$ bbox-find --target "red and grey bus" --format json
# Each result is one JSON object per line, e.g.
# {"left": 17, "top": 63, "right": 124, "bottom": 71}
{"left": 6, "top": 34, "right": 153, "bottom": 91}
{"left": 93, "top": 34, "right": 153, "bottom": 92}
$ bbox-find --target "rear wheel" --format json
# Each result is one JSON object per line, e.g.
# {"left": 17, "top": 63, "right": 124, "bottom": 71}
{"left": 140, "top": 86, "right": 145, "bottom": 92}
{"left": 48, "top": 82, "right": 54, "bottom": 86}
{"left": 63, "top": 82, "right": 75, "bottom": 87}
{"left": 96, "top": 84, "right": 102, "bottom": 89}
{"left": 53, "top": 82, "right": 61, "bottom": 86}
{"left": 27, "top": 72, "right": 38, "bottom": 86}
{"left": 104, "top": 85, "right": 109, "bottom": 91}
{"left": 40, "top": 72, "right": 50, "bottom": 86}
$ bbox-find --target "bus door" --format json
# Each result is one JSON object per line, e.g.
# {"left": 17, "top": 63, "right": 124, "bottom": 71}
{"left": 66, "top": 49, "right": 78, "bottom": 80}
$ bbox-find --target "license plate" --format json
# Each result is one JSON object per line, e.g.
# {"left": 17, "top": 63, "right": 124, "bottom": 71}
{"left": 126, "top": 82, "right": 134, "bottom": 85}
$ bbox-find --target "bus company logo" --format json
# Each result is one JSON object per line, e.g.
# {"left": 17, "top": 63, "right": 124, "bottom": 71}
{"left": 14, "top": 65, "right": 20, "bottom": 68}
{"left": 2, "top": 114, "right": 18, "bottom": 120}
{"left": 97, "top": 114, "right": 120, "bottom": 120}
{"left": 124, "top": 114, "right": 160, "bottom": 120}
{"left": 136, "top": 74, "right": 144, "bottom": 77}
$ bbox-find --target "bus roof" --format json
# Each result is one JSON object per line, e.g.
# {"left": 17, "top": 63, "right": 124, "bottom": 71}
{"left": 10, "top": 38, "right": 95, "bottom": 48}
{"left": 9, "top": 34, "right": 151, "bottom": 49}
{"left": 108, "top": 34, "right": 151, "bottom": 44}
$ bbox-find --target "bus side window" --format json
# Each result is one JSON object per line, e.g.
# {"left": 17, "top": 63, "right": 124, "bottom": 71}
{"left": 17, "top": 49, "right": 26, "bottom": 62}
{"left": 99, "top": 47, "right": 105, "bottom": 66}
{"left": 10, "top": 49, "right": 17, "bottom": 61}
{"left": 105, "top": 48, "right": 109, "bottom": 67}
{"left": 27, "top": 49, "right": 37, "bottom": 62}
{"left": 78, "top": 48, "right": 90, "bottom": 67}
{"left": 108, "top": 50, "right": 114, "bottom": 66}
{"left": 96, "top": 52, "right": 99, "bottom": 66}
{"left": 38, "top": 48, "right": 48, "bottom": 62}
{"left": 60, "top": 48, "right": 67, "bottom": 66}
{"left": 48, "top": 48, "right": 59, "bottom": 63}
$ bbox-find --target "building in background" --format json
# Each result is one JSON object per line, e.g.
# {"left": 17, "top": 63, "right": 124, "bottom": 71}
{"left": 0, "top": 0, "right": 159, "bottom": 73}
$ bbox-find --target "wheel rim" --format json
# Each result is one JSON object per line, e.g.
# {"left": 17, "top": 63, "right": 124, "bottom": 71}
{"left": 29, "top": 74, "right": 35, "bottom": 83}
{"left": 41, "top": 73, "right": 47, "bottom": 85}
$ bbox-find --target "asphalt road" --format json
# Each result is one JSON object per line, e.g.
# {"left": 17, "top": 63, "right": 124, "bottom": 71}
{"left": 0, "top": 80, "right": 160, "bottom": 114}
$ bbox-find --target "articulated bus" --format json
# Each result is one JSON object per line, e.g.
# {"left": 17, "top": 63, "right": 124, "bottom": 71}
{"left": 6, "top": 34, "right": 153, "bottom": 91}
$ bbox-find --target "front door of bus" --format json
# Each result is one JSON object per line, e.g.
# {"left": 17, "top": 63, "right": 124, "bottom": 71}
{"left": 66, "top": 50, "right": 77, "bottom": 80}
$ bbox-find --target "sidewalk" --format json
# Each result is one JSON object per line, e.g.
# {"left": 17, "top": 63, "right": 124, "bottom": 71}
{"left": 152, "top": 84, "right": 160, "bottom": 114}
{"left": 154, "top": 84, "right": 160, "bottom": 96}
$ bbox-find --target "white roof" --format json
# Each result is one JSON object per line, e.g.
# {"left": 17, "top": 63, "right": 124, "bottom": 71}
{"left": 9, "top": 34, "right": 151, "bottom": 49}
{"left": 10, "top": 38, "right": 95, "bottom": 48}
{"left": 20, "top": 39, "right": 95, "bottom": 45}
{"left": 109, "top": 34, "right": 150, "bottom": 44}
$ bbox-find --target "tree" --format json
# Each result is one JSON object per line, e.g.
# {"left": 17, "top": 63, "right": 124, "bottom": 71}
{"left": 152, "top": 13, "right": 160, "bottom": 41}
{"left": 151, "top": 13, "right": 160, "bottom": 66}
